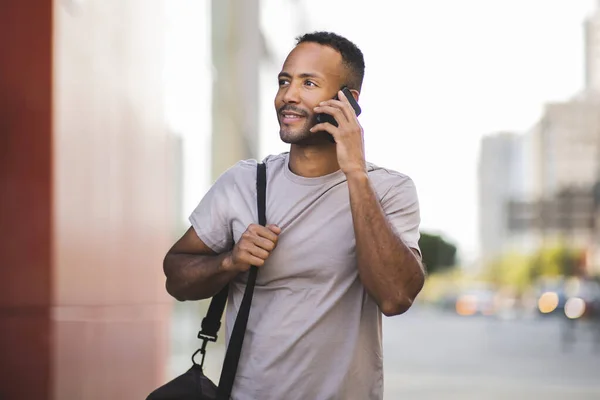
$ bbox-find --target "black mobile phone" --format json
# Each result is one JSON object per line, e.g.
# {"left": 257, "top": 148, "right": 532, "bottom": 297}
{"left": 315, "top": 87, "right": 362, "bottom": 143}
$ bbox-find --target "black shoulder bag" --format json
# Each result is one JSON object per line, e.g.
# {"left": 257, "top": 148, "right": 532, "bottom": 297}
{"left": 147, "top": 162, "right": 267, "bottom": 400}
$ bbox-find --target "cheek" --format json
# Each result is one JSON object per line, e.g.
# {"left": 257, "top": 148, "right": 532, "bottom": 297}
{"left": 303, "top": 96, "right": 320, "bottom": 114}
{"left": 307, "top": 91, "right": 331, "bottom": 109}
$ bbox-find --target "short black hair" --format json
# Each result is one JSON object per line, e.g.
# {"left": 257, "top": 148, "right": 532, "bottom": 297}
{"left": 295, "top": 31, "right": 365, "bottom": 91}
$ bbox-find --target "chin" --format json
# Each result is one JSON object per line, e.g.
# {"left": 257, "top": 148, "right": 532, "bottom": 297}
{"left": 280, "top": 130, "right": 330, "bottom": 146}
{"left": 279, "top": 129, "right": 310, "bottom": 144}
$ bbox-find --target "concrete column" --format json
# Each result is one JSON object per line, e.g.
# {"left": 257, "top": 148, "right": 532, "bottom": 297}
{"left": 211, "top": 0, "right": 262, "bottom": 180}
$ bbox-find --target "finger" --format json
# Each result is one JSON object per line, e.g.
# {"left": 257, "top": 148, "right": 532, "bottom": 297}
{"left": 309, "top": 122, "right": 336, "bottom": 134}
{"left": 267, "top": 224, "right": 281, "bottom": 234}
{"left": 242, "top": 254, "right": 265, "bottom": 267}
{"left": 255, "top": 226, "right": 279, "bottom": 243}
{"left": 313, "top": 104, "right": 349, "bottom": 124}
{"left": 336, "top": 90, "right": 358, "bottom": 121}
{"left": 236, "top": 248, "right": 266, "bottom": 266}
{"left": 248, "top": 245, "right": 270, "bottom": 260}
{"left": 253, "top": 235, "right": 276, "bottom": 251}
{"left": 320, "top": 93, "right": 355, "bottom": 121}
{"left": 247, "top": 223, "right": 263, "bottom": 233}
{"left": 256, "top": 225, "right": 279, "bottom": 239}
{"left": 248, "top": 224, "right": 277, "bottom": 241}
{"left": 318, "top": 98, "right": 344, "bottom": 107}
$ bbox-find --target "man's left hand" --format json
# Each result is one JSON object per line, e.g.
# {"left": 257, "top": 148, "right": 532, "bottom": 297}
{"left": 311, "top": 90, "right": 366, "bottom": 176}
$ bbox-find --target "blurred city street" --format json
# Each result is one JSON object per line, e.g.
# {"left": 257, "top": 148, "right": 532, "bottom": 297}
{"left": 383, "top": 306, "right": 600, "bottom": 400}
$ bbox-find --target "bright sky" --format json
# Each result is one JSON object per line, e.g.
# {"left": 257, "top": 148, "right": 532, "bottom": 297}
{"left": 166, "top": 0, "right": 598, "bottom": 264}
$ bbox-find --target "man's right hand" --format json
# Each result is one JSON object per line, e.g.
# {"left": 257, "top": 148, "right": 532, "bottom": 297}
{"left": 224, "top": 224, "right": 281, "bottom": 273}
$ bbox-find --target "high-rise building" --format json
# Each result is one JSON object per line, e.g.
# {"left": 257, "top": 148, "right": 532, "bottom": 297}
{"left": 501, "top": 3, "right": 600, "bottom": 273}
{"left": 535, "top": 100, "right": 600, "bottom": 199}
{"left": 584, "top": 1, "right": 600, "bottom": 95}
{"left": 478, "top": 132, "right": 528, "bottom": 263}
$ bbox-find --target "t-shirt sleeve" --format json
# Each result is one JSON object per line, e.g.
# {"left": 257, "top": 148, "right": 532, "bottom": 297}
{"left": 380, "top": 176, "right": 421, "bottom": 256}
{"left": 188, "top": 168, "right": 236, "bottom": 253}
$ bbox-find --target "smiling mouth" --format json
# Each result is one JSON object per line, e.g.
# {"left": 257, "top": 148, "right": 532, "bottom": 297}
{"left": 280, "top": 113, "right": 306, "bottom": 123}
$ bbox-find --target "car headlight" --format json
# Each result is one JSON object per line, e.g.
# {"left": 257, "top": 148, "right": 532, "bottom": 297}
{"left": 564, "top": 297, "right": 586, "bottom": 319}
{"left": 538, "top": 292, "right": 559, "bottom": 314}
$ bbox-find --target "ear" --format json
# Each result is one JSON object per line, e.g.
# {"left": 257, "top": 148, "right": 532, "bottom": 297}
{"left": 349, "top": 89, "right": 360, "bottom": 102}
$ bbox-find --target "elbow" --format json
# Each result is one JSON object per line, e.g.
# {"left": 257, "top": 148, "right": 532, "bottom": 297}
{"left": 380, "top": 275, "right": 425, "bottom": 317}
{"left": 165, "top": 279, "right": 187, "bottom": 302}
{"left": 163, "top": 254, "right": 187, "bottom": 302}
{"left": 380, "top": 297, "right": 414, "bottom": 317}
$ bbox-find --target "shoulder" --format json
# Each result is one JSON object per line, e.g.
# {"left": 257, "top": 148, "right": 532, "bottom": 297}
{"left": 262, "top": 152, "right": 288, "bottom": 170}
{"left": 367, "top": 163, "right": 420, "bottom": 225}
{"left": 366, "top": 162, "right": 417, "bottom": 197}
{"left": 215, "top": 153, "right": 287, "bottom": 186}
{"left": 213, "top": 159, "right": 256, "bottom": 187}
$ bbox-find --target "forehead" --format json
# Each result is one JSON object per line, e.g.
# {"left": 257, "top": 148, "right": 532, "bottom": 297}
{"left": 281, "top": 42, "right": 344, "bottom": 79}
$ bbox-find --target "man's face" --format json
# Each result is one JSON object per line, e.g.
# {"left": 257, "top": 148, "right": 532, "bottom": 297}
{"left": 275, "top": 42, "right": 345, "bottom": 145}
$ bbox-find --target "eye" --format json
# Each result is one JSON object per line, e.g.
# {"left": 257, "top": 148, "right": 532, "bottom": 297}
{"left": 278, "top": 79, "right": 290, "bottom": 86}
{"left": 304, "top": 80, "right": 317, "bottom": 87}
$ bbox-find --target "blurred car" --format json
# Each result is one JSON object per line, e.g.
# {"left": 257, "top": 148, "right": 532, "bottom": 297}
{"left": 562, "top": 278, "right": 600, "bottom": 321}
{"left": 534, "top": 277, "right": 600, "bottom": 320}
{"left": 455, "top": 289, "right": 496, "bottom": 316}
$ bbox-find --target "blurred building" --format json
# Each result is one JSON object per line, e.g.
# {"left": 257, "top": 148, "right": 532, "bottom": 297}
{"left": 503, "top": 2, "right": 600, "bottom": 274}
{"left": 526, "top": 2, "right": 600, "bottom": 271}
{"left": 584, "top": 1, "right": 600, "bottom": 96}
{"left": 478, "top": 132, "right": 537, "bottom": 264}
{"left": 505, "top": 97, "right": 600, "bottom": 274}
{"left": 533, "top": 100, "right": 600, "bottom": 200}
{"left": 524, "top": 99, "right": 600, "bottom": 272}
{"left": 531, "top": 0, "right": 600, "bottom": 201}
{"left": 587, "top": 1, "right": 600, "bottom": 272}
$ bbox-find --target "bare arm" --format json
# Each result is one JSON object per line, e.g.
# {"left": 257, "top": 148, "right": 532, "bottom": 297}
{"left": 164, "top": 227, "right": 238, "bottom": 301}
{"left": 312, "top": 89, "right": 424, "bottom": 316}
{"left": 346, "top": 172, "right": 425, "bottom": 316}
{"left": 164, "top": 224, "right": 281, "bottom": 301}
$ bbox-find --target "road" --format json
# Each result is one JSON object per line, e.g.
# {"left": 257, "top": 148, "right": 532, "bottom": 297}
{"left": 168, "top": 303, "right": 600, "bottom": 399}
{"left": 383, "top": 306, "right": 600, "bottom": 400}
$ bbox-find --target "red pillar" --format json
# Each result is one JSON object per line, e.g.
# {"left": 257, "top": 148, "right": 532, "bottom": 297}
{"left": 0, "top": 1, "right": 173, "bottom": 399}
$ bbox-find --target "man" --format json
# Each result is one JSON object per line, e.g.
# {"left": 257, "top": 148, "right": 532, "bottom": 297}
{"left": 163, "top": 31, "right": 425, "bottom": 399}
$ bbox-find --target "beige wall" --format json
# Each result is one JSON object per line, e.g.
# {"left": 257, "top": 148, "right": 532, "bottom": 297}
{"left": 0, "top": 1, "right": 174, "bottom": 399}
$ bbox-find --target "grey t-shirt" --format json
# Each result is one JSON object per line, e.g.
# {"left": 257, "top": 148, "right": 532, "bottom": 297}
{"left": 189, "top": 152, "right": 421, "bottom": 400}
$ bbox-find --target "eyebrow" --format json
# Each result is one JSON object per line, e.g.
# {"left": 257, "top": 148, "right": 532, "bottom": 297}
{"left": 278, "top": 72, "right": 324, "bottom": 80}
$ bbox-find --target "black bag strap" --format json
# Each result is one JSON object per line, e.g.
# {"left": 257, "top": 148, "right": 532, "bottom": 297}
{"left": 192, "top": 162, "right": 266, "bottom": 399}
{"left": 216, "top": 161, "right": 266, "bottom": 399}
{"left": 199, "top": 287, "right": 228, "bottom": 342}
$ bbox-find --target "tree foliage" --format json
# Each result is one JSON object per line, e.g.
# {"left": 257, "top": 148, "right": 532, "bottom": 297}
{"left": 418, "top": 232, "right": 457, "bottom": 274}
{"left": 484, "top": 243, "right": 586, "bottom": 292}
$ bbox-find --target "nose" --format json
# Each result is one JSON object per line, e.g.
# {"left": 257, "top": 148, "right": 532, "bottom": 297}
{"left": 282, "top": 83, "right": 300, "bottom": 104}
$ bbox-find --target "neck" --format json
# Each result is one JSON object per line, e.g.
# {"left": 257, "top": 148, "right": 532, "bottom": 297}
{"left": 288, "top": 143, "right": 340, "bottom": 178}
